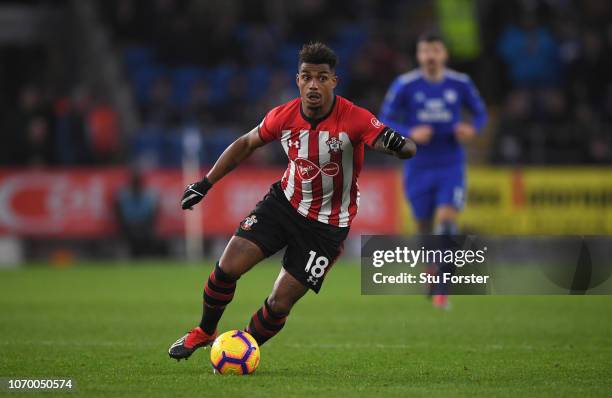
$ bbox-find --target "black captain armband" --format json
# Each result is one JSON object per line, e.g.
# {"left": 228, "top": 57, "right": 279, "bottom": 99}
{"left": 379, "top": 127, "right": 406, "bottom": 152}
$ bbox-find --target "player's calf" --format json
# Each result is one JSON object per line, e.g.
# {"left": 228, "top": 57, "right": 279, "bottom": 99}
{"left": 200, "top": 262, "right": 239, "bottom": 335}
{"left": 168, "top": 262, "right": 238, "bottom": 361}
{"left": 246, "top": 297, "right": 289, "bottom": 346}
{"left": 430, "top": 219, "right": 458, "bottom": 298}
{"left": 245, "top": 269, "right": 307, "bottom": 345}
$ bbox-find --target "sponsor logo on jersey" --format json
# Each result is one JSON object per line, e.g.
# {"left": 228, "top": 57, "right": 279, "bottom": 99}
{"left": 417, "top": 98, "right": 452, "bottom": 122}
{"left": 240, "top": 215, "right": 258, "bottom": 231}
{"left": 294, "top": 158, "right": 339, "bottom": 181}
{"left": 287, "top": 138, "right": 300, "bottom": 149}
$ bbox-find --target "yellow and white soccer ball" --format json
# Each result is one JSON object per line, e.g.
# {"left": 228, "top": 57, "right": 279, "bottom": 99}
{"left": 210, "top": 330, "right": 260, "bottom": 375}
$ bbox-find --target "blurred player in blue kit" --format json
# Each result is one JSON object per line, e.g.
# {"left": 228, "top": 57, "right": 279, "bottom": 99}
{"left": 379, "top": 32, "right": 487, "bottom": 308}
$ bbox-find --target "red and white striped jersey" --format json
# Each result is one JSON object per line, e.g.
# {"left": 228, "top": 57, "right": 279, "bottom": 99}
{"left": 258, "top": 96, "right": 386, "bottom": 227}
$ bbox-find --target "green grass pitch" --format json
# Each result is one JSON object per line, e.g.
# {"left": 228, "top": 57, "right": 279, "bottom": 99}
{"left": 1, "top": 261, "right": 611, "bottom": 397}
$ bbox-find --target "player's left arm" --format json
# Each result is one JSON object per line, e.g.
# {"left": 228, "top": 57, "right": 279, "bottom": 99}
{"left": 454, "top": 78, "right": 487, "bottom": 143}
{"left": 353, "top": 106, "right": 416, "bottom": 160}
{"left": 372, "top": 127, "right": 417, "bottom": 159}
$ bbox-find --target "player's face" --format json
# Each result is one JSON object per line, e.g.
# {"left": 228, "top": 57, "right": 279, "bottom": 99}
{"left": 296, "top": 63, "right": 337, "bottom": 112}
{"left": 417, "top": 41, "right": 448, "bottom": 72}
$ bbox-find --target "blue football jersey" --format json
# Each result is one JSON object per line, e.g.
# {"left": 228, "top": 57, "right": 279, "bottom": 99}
{"left": 379, "top": 69, "right": 487, "bottom": 169}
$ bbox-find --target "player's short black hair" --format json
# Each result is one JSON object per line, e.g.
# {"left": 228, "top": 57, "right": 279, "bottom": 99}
{"left": 417, "top": 31, "right": 445, "bottom": 44}
{"left": 298, "top": 42, "right": 338, "bottom": 71}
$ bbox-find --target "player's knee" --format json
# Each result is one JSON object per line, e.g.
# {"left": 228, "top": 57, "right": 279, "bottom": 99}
{"left": 265, "top": 294, "right": 293, "bottom": 317}
{"left": 217, "top": 260, "right": 245, "bottom": 280}
{"left": 214, "top": 260, "right": 241, "bottom": 282}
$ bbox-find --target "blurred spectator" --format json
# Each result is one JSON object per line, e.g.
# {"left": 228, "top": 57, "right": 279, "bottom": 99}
{"left": 3, "top": 0, "right": 611, "bottom": 167}
{"left": 568, "top": 30, "right": 612, "bottom": 109}
{"left": 3, "top": 85, "right": 51, "bottom": 165}
{"left": 114, "top": 170, "right": 162, "bottom": 258}
{"left": 497, "top": 14, "right": 562, "bottom": 88}
{"left": 436, "top": 0, "right": 481, "bottom": 63}
{"left": 25, "top": 116, "right": 54, "bottom": 165}
{"left": 54, "top": 86, "right": 93, "bottom": 165}
{"left": 494, "top": 90, "right": 532, "bottom": 164}
{"left": 88, "top": 101, "right": 121, "bottom": 163}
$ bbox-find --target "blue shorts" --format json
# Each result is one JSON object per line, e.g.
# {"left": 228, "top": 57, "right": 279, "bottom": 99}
{"left": 403, "top": 164, "right": 466, "bottom": 221}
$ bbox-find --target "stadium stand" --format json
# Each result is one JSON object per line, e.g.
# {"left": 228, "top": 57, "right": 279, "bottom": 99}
{"left": 2, "top": 0, "right": 610, "bottom": 167}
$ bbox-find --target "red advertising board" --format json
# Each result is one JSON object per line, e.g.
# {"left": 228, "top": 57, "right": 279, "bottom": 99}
{"left": 0, "top": 168, "right": 402, "bottom": 237}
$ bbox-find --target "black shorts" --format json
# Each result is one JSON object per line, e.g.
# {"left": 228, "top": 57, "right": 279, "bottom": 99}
{"left": 235, "top": 182, "right": 349, "bottom": 293}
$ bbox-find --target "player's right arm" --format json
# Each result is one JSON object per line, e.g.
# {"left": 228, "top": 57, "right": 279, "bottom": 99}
{"left": 379, "top": 76, "right": 431, "bottom": 144}
{"left": 180, "top": 127, "right": 266, "bottom": 210}
{"left": 181, "top": 106, "right": 283, "bottom": 210}
{"left": 379, "top": 77, "right": 411, "bottom": 135}
{"left": 206, "top": 128, "right": 266, "bottom": 184}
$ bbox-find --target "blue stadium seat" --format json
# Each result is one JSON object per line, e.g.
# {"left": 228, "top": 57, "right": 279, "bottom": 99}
{"left": 279, "top": 43, "right": 301, "bottom": 75}
{"left": 208, "top": 65, "right": 237, "bottom": 105}
{"left": 246, "top": 65, "right": 271, "bottom": 100}
{"left": 131, "top": 65, "right": 168, "bottom": 105}
{"left": 131, "top": 127, "right": 166, "bottom": 167}
{"left": 123, "top": 46, "right": 155, "bottom": 75}
{"left": 201, "top": 130, "right": 238, "bottom": 164}
{"left": 170, "top": 66, "right": 209, "bottom": 108}
{"left": 336, "top": 24, "right": 367, "bottom": 53}
{"left": 160, "top": 131, "right": 185, "bottom": 167}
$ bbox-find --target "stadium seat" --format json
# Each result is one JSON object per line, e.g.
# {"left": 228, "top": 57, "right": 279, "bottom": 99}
{"left": 201, "top": 130, "right": 238, "bottom": 164}
{"left": 130, "top": 65, "right": 168, "bottom": 105}
{"left": 131, "top": 127, "right": 166, "bottom": 167}
{"left": 208, "top": 65, "right": 238, "bottom": 105}
{"left": 159, "top": 131, "right": 185, "bottom": 168}
{"left": 246, "top": 65, "right": 271, "bottom": 100}
{"left": 123, "top": 46, "right": 155, "bottom": 75}
{"left": 335, "top": 24, "right": 367, "bottom": 54}
{"left": 279, "top": 43, "right": 302, "bottom": 75}
{"left": 170, "top": 66, "right": 209, "bottom": 108}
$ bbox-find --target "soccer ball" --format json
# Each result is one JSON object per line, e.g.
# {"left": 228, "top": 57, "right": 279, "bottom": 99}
{"left": 210, "top": 330, "right": 260, "bottom": 375}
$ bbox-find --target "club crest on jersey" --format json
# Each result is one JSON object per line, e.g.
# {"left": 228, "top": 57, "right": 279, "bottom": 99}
{"left": 240, "top": 215, "right": 258, "bottom": 231}
{"left": 294, "top": 158, "right": 339, "bottom": 181}
{"left": 444, "top": 89, "right": 457, "bottom": 103}
{"left": 325, "top": 137, "right": 343, "bottom": 154}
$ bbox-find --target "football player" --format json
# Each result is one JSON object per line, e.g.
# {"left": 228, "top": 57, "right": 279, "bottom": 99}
{"left": 379, "top": 32, "right": 487, "bottom": 308}
{"left": 169, "top": 42, "right": 416, "bottom": 359}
